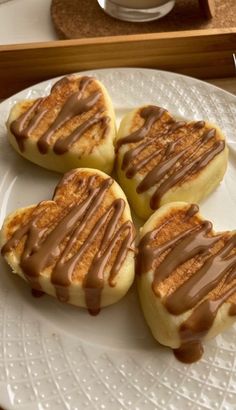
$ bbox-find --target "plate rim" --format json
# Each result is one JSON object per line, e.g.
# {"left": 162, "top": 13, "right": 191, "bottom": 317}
{"left": 1, "top": 67, "right": 236, "bottom": 109}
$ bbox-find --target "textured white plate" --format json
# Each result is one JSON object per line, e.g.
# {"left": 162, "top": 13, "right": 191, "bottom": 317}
{"left": 0, "top": 68, "right": 236, "bottom": 410}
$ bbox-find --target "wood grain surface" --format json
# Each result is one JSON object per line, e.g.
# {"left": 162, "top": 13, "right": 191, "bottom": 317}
{"left": 0, "top": 29, "right": 235, "bottom": 99}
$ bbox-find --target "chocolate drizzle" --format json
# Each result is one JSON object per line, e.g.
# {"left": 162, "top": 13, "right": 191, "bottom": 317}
{"left": 185, "top": 204, "right": 199, "bottom": 219}
{"left": 37, "top": 90, "right": 101, "bottom": 154}
{"left": 10, "top": 99, "right": 46, "bottom": 152}
{"left": 165, "top": 234, "right": 236, "bottom": 315}
{"left": 10, "top": 76, "right": 108, "bottom": 155}
{"left": 136, "top": 150, "right": 185, "bottom": 195}
{"left": 175, "top": 278, "right": 236, "bottom": 363}
{"left": 116, "top": 106, "right": 225, "bottom": 209}
{"left": 116, "top": 106, "right": 166, "bottom": 152}
{"left": 31, "top": 289, "right": 45, "bottom": 298}
{"left": 1, "top": 174, "right": 135, "bottom": 315}
{"left": 53, "top": 111, "right": 109, "bottom": 155}
{"left": 151, "top": 141, "right": 224, "bottom": 210}
{"left": 229, "top": 303, "right": 236, "bottom": 316}
{"left": 138, "top": 204, "right": 236, "bottom": 363}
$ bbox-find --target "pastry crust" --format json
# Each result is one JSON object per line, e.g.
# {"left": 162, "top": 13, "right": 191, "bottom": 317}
{"left": 7, "top": 75, "right": 116, "bottom": 174}
{"left": 0, "top": 168, "right": 136, "bottom": 315}
{"left": 137, "top": 202, "right": 236, "bottom": 362}
{"left": 116, "top": 106, "right": 228, "bottom": 220}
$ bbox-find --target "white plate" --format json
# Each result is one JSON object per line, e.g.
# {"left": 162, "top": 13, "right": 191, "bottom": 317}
{"left": 0, "top": 68, "right": 236, "bottom": 410}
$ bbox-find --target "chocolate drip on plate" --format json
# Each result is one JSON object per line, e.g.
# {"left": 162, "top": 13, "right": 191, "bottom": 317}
{"left": 175, "top": 278, "right": 236, "bottom": 363}
{"left": 31, "top": 289, "right": 45, "bottom": 298}
{"left": 174, "top": 341, "right": 204, "bottom": 363}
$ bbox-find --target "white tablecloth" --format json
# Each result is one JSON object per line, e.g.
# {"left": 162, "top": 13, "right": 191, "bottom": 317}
{"left": 0, "top": 0, "right": 56, "bottom": 45}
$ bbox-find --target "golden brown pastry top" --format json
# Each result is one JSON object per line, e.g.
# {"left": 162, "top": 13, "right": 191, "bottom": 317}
{"left": 10, "top": 75, "right": 110, "bottom": 155}
{"left": 1, "top": 170, "right": 135, "bottom": 315}
{"left": 138, "top": 203, "right": 236, "bottom": 362}
{"left": 116, "top": 106, "right": 225, "bottom": 209}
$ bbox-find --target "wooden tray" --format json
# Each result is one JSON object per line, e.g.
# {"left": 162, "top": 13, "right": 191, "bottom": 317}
{"left": 51, "top": 0, "right": 221, "bottom": 39}
{"left": 0, "top": 28, "right": 235, "bottom": 99}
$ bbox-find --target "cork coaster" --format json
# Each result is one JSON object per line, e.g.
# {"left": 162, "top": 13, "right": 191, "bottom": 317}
{"left": 51, "top": 0, "right": 236, "bottom": 40}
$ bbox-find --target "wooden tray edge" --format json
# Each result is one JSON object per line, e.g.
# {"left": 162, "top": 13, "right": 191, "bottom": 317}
{"left": 0, "top": 28, "right": 235, "bottom": 99}
{"left": 1, "top": 27, "right": 236, "bottom": 51}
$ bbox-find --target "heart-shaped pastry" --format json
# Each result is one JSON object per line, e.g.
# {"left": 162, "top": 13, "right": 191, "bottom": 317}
{"left": 0, "top": 168, "right": 135, "bottom": 315}
{"left": 7, "top": 75, "right": 116, "bottom": 174}
{"left": 115, "top": 105, "right": 228, "bottom": 220}
{"left": 137, "top": 202, "right": 236, "bottom": 363}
